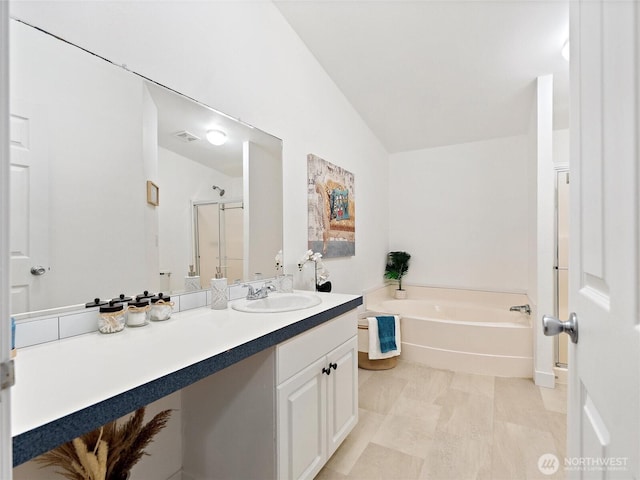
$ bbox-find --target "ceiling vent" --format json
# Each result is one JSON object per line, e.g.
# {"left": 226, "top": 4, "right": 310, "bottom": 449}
{"left": 174, "top": 130, "right": 200, "bottom": 143}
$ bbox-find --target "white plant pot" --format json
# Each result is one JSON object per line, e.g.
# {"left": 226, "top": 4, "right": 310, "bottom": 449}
{"left": 394, "top": 289, "right": 407, "bottom": 300}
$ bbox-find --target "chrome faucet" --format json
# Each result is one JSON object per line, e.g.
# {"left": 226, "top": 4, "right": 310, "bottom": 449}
{"left": 510, "top": 304, "right": 531, "bottom": 315}
{"left": 244, "top": 281, "right": 276, "bottom": 300}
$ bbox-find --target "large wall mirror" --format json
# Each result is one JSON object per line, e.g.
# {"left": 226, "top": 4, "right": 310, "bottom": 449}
{"left": 9, "top": 19, "right": 283, "bottom": 316}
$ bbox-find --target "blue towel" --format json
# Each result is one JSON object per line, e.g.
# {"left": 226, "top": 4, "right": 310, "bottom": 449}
{"left": 376, "top": 315, "right": 397, "bottom": 353}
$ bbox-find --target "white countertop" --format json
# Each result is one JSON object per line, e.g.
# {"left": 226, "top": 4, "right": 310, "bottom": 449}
{"left": 11, "top": 291, "right": 360, "bottom": 438}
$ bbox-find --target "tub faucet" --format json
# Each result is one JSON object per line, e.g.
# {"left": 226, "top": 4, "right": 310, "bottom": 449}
{"left": 510, "top": 304, "right": 531, "bottom": 315}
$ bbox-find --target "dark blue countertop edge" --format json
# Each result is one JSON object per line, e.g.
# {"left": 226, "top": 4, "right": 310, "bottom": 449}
{"left": 12, "top": 296, "right": 362, "bottom": 466}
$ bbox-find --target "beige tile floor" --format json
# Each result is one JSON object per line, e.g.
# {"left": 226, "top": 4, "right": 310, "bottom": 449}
{"left": 317, "top": 360, "right": 567, "bottom": 480}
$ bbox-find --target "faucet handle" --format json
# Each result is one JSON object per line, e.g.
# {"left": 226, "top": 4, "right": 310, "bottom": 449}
{"left": 242, "top": 284, "right": 255, "bottom": 295}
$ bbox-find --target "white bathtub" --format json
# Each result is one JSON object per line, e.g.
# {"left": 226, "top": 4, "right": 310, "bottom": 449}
{"left": 365, "top": 285, "right": 533, "bottom": 377}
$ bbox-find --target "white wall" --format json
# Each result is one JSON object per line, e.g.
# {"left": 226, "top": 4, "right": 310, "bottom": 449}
{"left": 9, "top": 0, "right": 390, "bottom": 296}
{"left": 388, "top": 135, "right": 529, "bottom": 293}
{"left": 554, "top": 128, "right": 570, "bottom": 166}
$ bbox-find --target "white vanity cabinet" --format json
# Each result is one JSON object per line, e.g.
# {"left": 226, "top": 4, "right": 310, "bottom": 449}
{"left": 276, "top": 310, "right": 358, "bottom": 480}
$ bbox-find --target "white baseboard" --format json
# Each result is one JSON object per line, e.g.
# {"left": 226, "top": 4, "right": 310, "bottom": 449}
{"left": 534, "top": 369, "right": 556, "bottom": 388}
{"left": 554, "top": 366, "right": 568, "bottom": 385}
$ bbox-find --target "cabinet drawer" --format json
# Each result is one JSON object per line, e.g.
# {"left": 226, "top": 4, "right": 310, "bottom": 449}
{"left": 277, "top": 310, "right": 357, "bottom": 384}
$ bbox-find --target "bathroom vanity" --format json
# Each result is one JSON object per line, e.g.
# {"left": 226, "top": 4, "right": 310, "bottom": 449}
{"left": 11, "top": 292, "right": 362, "bottom": 479}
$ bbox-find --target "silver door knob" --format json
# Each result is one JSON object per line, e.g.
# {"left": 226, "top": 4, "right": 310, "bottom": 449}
{"left": 30, "top": 266, "right": 47, "bottom": 276}
{"left": 542, "top": 312, "right": 579, "bottom": 344}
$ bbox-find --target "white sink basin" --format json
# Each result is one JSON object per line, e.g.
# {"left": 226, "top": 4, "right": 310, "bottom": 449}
{"left": 231, "top": 293, "right": 322, "bottom": 313}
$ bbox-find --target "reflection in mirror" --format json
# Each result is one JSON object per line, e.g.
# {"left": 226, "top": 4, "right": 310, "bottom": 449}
{"left": 193, "top": 201, "right": 244, "bottom": 288}
{"left": 9, "top": 19, "right": 283, "bottom": 316}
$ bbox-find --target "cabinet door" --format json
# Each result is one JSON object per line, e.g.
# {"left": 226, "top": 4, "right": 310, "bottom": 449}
{"left": 277, "top": 356, "right": 327, "bottom": 480}
{"left": 326, "top": 336, "right": 358, "bottom": 456}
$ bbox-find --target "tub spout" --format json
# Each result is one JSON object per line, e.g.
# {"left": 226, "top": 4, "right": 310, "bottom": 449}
{"left": 510, "top": 304, "right": 531, "bottom": 315}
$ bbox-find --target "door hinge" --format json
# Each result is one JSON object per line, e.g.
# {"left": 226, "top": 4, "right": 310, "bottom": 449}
{"left": 1, "top": 360, "right": 15, "bottom": 390}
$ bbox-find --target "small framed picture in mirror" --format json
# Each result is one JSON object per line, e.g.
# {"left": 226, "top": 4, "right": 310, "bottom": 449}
{"left": 147, "top": 180, "right": 159, "bottom": 206}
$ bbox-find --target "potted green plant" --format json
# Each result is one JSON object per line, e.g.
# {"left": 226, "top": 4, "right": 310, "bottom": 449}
{"left": 384, "top": 251, "right": 411, "bottom": 299}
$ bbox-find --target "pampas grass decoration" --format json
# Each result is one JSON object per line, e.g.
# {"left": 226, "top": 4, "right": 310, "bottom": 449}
{"left": 36, "top": 407, "right": 172, "bottom": 480}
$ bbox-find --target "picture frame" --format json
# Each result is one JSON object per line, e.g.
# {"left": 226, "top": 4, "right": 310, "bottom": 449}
{"left": 147, "top": 180, "right": 159, "bottom": 206}
{"left": 307, "top": 154, "right": 355, "bottom": 258}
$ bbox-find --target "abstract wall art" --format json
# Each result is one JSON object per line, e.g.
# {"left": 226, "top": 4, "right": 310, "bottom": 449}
{"left": 307, "top": 154, "right": 355, "bottom": 257}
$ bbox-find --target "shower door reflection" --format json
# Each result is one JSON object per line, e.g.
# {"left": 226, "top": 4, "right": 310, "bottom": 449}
{"left": 194, "top": 201, "right": 244, "bottom": 285}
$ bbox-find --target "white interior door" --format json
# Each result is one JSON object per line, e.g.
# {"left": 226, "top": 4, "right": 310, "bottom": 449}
{"left": 1, "top": 2, "right": 13, "bottom": 477}
{"left": 9, "top": 100, "right": 49, "bottom": 314}
{"left": 567, "top": 1, "right": 639, "bottom": 478}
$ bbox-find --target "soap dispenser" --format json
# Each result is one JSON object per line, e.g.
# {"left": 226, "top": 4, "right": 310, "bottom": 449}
{"left": 185, "top": 264, "right": 201, "bottom": 292}
{"left": 210, "top": 267, "right": 228, "bottom": 310}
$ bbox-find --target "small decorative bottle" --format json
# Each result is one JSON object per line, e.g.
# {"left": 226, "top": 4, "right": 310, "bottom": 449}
{"left": 185, "top": 265, "right": 201, "bottom": 292}
{"left": 210, "top": 267, "right": 228, "bottom": 310}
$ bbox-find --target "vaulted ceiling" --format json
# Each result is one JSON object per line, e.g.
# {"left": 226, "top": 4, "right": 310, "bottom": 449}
{"left": 275, "top": 0, "right": 570, "bottom": 153}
